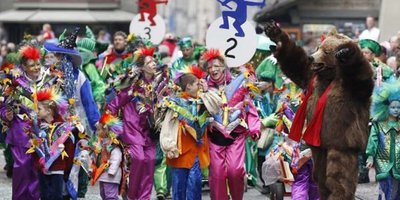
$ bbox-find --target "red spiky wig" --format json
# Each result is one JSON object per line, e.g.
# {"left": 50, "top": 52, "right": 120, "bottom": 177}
{"left": 186, "top": 65, "right": 206, "bottom": 79}
{"left": 34, "top": 87, "right": 69, "bottom": 117}
{"left": 19, "top": 46, "right": 41, "bottom": 60}
{"left": 134, "top": 47, "right": 155, "bottom": 59}
{"left": 173, "top": 65, "right": 206, "bottom": 84}
{"left": 201, "top": 48, "right": 223, "bottom": 63}
{"left": 36, "top": 88, "right": 53, "bottom": 102}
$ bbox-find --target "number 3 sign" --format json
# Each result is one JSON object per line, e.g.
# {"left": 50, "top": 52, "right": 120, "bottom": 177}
{"left": 129, "top": 0, "right": 168, "bottom": 45}
{"left": 130, "top": 13, "right": 166, "bottom": 45}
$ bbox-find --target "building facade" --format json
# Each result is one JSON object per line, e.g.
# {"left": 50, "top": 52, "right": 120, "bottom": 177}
{"left": 255, "top": 0, "right": 381, "bottom": 41}
{"left": 0, "top": 0, "right": 137, "bottom": 43}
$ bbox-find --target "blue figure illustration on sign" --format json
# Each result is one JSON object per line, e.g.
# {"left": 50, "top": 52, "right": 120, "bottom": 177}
{"left": 138, "top": 0, "right": 168, "bottom": 26}
{"left": 217, "top": 0, "right": 266, "bottom": 37}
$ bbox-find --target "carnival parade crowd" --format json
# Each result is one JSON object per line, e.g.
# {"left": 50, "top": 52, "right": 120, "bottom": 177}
{"left": 1, "top": 16, "right": 400, "bottom": 200}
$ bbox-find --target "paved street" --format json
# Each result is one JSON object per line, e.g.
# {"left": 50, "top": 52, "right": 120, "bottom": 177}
{"left": 0, "top": 151, "right": 380, "bottom": 200}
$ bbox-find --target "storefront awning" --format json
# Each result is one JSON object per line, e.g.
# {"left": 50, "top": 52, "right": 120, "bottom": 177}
{"left": 0, "top": 9, "right": 136, "bottom": 23}
{"left": 253, "top": 0, "right": 298, "bottom": 23}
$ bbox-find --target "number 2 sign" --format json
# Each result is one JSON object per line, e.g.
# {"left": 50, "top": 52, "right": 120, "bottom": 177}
{"left": 206, "top": 16, "right": 257, "bottom": 68}
{"left": 206, "top": 0, "right": 264, "bottom": 67}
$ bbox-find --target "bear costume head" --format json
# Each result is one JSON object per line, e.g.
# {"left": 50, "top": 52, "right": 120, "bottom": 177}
{"left": 310, "top": 29, "right": 353, "bottom": 79}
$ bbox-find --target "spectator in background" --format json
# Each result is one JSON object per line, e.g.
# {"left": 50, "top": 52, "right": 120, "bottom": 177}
{"left": 388, "top": 35, "right": 400, "bottom": 57}
{"left": 386, "top": 56, "right": 398, "bottom": 77}
{"left": 97, "top": 30, "right": 111, "bottom": 44}
{"left": 302, "top": 37, "right": 318, "bottom": 56}
{"left": 378, "top": 45, "right": 388, "bottom": 64}
{"left": 7, "top": 42, "right": 15, "bottom": 53}
{"left": 161, "top": 33, "right": 177, "bottom": 57}
{"left": 0, "top": 44, "right": 9, "bottom": 65}
{"left": 359, "top": 16, "right": 380, "bottom": 41}
{"left": 40, "top": 24, "right": 55, "bottom": 42}
{"left": 0, "top": 24, "right": 7, "bottom": 42}
{"left": 0, "top": 42, "right": 16, "bottom": 65}
{"left": 397, "top": 50, "right": 400, "bottom": 76}
{"left": 100, "top": 31, "right": 130, "bottom": 65}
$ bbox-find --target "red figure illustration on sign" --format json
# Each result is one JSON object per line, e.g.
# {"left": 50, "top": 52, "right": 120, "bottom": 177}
{"left": 138, "top": 0, "right": 168, "bottom": 26}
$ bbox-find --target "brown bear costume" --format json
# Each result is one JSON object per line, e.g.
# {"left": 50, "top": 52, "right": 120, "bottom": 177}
{"left": 263, "top": 22, "right": 374, "bottom": 199}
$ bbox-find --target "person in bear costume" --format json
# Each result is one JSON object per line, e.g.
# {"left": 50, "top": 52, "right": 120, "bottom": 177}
{"left": 263, "top": 21, "right": 374, "bottom": 199}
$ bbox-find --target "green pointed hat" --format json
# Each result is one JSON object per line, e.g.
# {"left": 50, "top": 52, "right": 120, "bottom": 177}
{"left": 77, "top": 26, "right": 97, "bottom": 65}
{"left": 77, "top": 26, "right": 96, "bottom": 52}
{"left": 256, "top": 55, "right": 283, "bottom": 88}
{"left": 85, "top": 26, "right": 95, "bottom": 40}
{"left": 58, "top": 29, "right": 67, "bottom": 41}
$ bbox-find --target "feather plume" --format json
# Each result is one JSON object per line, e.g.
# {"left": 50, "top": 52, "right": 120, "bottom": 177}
{"left": 99, "top": 112, "right": 123, "bottom": 136}
{"left": 1, "top": 63, "right": 14, "bottom": 74}
{"left": 372, "top": 79, "right": 400, "bottom": 121}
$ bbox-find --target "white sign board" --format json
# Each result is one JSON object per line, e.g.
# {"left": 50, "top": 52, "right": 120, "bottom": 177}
{"left": 130, "top": 13, "right": 166, "bottom": 45}
{"left": 206, "top": 17, "right": 257, "bottom": 68}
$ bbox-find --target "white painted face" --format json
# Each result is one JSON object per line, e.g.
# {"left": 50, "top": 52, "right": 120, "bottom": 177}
{"left": 389, "top": 100, "right": 400, "bottom": 118}
{"left": 142, "top": 56, "right": 157, "bottom": 76}
{"left": 207, "top": 59, "right": 225, "bottom": 82}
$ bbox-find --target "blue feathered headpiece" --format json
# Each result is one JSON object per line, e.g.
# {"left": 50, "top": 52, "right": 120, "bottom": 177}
{"left": 372, "top": 78, "right": 400, "bottom": 121}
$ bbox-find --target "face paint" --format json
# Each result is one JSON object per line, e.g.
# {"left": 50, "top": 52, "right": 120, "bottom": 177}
{"left": 207, "top": 59, "right": 225, "bottom": 82}
{"left": 142, "top": 56, "right": 157, "bottom": 76}
{"left": 389, "top": 100, "right": 400, "bottom": 118}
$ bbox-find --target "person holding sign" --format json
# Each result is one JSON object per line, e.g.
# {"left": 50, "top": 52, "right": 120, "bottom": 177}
{"left": 202, "top": 49, "right": 261, "bottom": 200}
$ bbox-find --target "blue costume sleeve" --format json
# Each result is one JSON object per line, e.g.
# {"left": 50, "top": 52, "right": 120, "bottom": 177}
{"left": 80, "top": 79, "right": 100, "bottom": 131}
